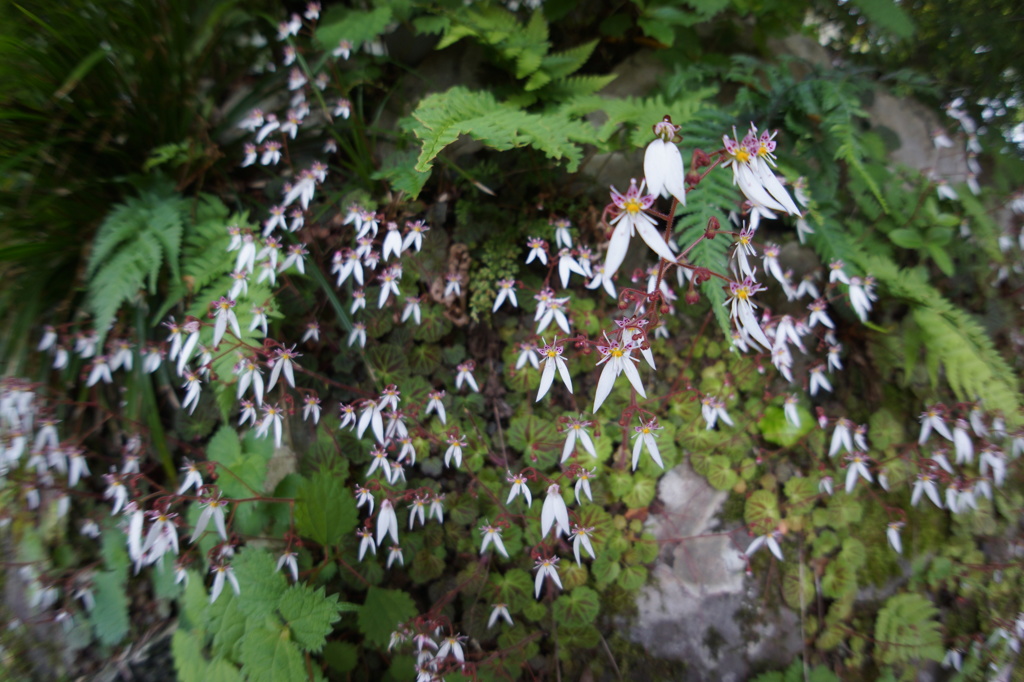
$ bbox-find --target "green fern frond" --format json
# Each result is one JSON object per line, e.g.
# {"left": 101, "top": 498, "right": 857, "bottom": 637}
{"left": 408, "top": 87, "right": 598, "bottom": 176}
{"left": 87, "top": 203, "right": 145, "bottom": 279}
{"left": 873, "top": 593, "right": 943, "bottom": 665}
{"left": 674, "top": 169, "right": 735, "bottom": 339}
{"left": 862, "top": 254, "right": 1021, "bottom": 418}
{"left": 564, "top": 92, "right": 717, "bottom": 147}
{"left": 85, "top": 184, "right": 189, "bottom": 343}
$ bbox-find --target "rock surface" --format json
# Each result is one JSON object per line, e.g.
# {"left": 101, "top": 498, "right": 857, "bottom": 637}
{"left": 629, "top": 464, "right": 803, "bottom": 680}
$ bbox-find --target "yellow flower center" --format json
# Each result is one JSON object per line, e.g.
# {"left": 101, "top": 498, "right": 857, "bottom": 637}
{"left": 734, "top": 148, "right": 750, "bottom": 163}
{"left": 735, "top": 287, "right": 750, "bottom": 300}
{"left": 610, "top": 348, "right": 623, "bottom": 358}
{"left": 623, "top": 198, "right": 642, "bottom": 214}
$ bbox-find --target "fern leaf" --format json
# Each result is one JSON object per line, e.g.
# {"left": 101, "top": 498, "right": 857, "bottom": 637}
{"left": 874, "top": 593, "right": 943, "bottom": 665}
{"left": 862, "top": 254, "right": 1021, "bottom": 418}
{"left": 539, "top": 40, "right": 598, "bottom": 81}
{"left": 409, "top": 87, "right": 597, "bottom": 175}
{"left": 87, "top": 202, "right": 144, "bottom": 279}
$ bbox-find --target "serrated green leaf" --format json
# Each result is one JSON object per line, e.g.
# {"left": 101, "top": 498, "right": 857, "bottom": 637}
{"left": 874, "top": 593, "right": 944, "bottom": 664}
{"left": 279, "top": 584, "right": 343, "bottom": 653}
{"left": 91, "top": 570, "right": 129, "bottom": 645}
{"left": 230, "top": 548, "right": 288, "bottom": 620}
{"left": 295, "top": 472, "right": 358, "bottom": 547}
{"left": 240, "top": 624, "right": 307, "bottom": 682}
{"left": 358, "top": 586, "right": 418, "bottom": 646}
{"left": 316, "top": 6, "right": 393, "bottom": 49}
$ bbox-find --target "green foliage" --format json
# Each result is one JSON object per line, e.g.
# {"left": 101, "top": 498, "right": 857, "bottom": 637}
{"left": 358, "top": 587, "right": 418, "bottom": 647}
{"left": 85, "top": 180, "right": 188, "bottom": 343}
{"left": 873, "top": 594, "right": 944, "bottom": 665}
{"left": 278, "top": 585, "right": 345, "bottom": 653}
{"left": 90, "top": 570, "right": 130, "bottom": 646}
{"left": 295, "top": 472, "right": 359, "bottom": 548}
{"left": 865, "top": 254, "right": 1022, "bottom": 419}
{"left": 406, "top": 86, "right": 599, "bottom": 187}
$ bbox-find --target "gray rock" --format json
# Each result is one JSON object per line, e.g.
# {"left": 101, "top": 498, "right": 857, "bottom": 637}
{"left": 629, "top": 463, "right": 803, "bottom": 680}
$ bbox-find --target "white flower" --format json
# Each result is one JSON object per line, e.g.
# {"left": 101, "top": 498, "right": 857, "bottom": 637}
{"left": 87, "top": 356, "right": 113, "bottom": 387}
{"left": 493, "top": 279, "right": 518, "bottom": 312}
{"left": 848, "top": 277, "right": 873, "bottom": 322}
{"left": 746, "top": 530, "right": 784, "bottom": 561}
{"left": 562, "top": 416, "right": 597, "bottom": 463}
{"left": 455, "top": 361, "right": 479, "bottom": 392}
{"left": 700, "top": 395, "right": 734, "bottom": 430}
{"left": 436, "top": 634, "right": 467, "bottom": 664}
{"left": 592, "top": 333, "right": 646, "bottom": 413}
{"left": 631, "top": 418, "right": 665, "bottom": 470}
{"left": 644, "top": 119, "right": 687, "bottom": 206}
{"left": 402, "top": 296, "right": 422, "bottom": 325}
{"left": 586, "top": 263, "right": 617, "bottom": 299}
{"left": 488, "top": 603, "right": 513, "bottom": 628}
{"left": 267, "top": 346, "right": 301, "bottom": 392}
{"left": 808, "top": 365, "right": 832, "bottom": 396}
{"left": 365, "top": 446, "right": 390, "bottom": 480}
{"left": 276, "top": 552, "right": 299, "bottom": 582}
{"left": 886, "top": 521, "right": 904, "bottom": 554}
{"left": 443, "top": 272, "right": 462, "bottom": 298}
{"left": 402, "top": 220, "right": 429, "bottom": 252}
{"left": 557, "top": 248, "right": 587, "bottom": 288}
{"left": 552, "top": 218, "right": 573, "bottom": 249}
{"left": 507, "top": 472, "right": 532, "bottom": 507}
{"left": 829, "top": 418, "right": 854, "bottom": 458}
{"left": 819, "top": 476, "right": 833, "bottom": 496}
{"left": 443, "top": 433, "right": 466, "bottom": 468}
{"left": 357, "top": 529, "right": 376, "bottom": 561}
{"left": 302, "top": 396, "right": 321, "bottom": 424}
{"left": 533, "top": 556, "right": 562, "bottom": 598}
{"left": 386, "top": 545, "right": 404, "bottom": 569}
{"left": 190, "top": 495, "right": 229, "bottom": 543}
{"left": 570, "top": 525, "right": 597, "bottom": 565}
{"left": 844, "top": 452, "right": 873, "bottom": 493}
{"left": 536, "top": 340, "right": 572, "bottom": 401}
{"left": 604, "top": 179, "right": 677, "bottom": 278}
{"left": 480, "top": 524, "right": 509, "bottom": 558}
{"left": 255, "top": 404, "right": 285, "bottom": 448}
{"left": 181, "top": 371, "right": 203, "bottom": 414}
{"left": 575, "top": 468, "right": 595, "bottom": 504}
{"left": 429, "top": 494, "right": 445, "bottom": 524}
{"left": 918, "top": 405, "right": 953, "bottom": 444}
{"left": 953, "top": 420, "right": 973, "bottom": 464}
{"left": 541, "top": 484, "right": 571, "bottom": 538}
{"left": 425, "top": 390, "right": 446, "bottom": 425}
{"left": 408, "top": 495, "right": 427, "bottom": 529}
{"left": 525, "top": 237, "right": 548, "bottom": 265}
{"left": 104, "top": 476, "right": 128, "bottom": 515}
{"left": 911, "top": 472, "right": 943, "bottom": 509}
{"left": 516, "top": 341, "right": 538, "bottom": 371}
{"left": 357, "top": 399, "right": 385, "bottom": 443}
{"left": 348, "top": 322, "right": 366, "bottom": 348}
{"left": 376, "top": 500, "right": 399, "bottom": 546}
{"left": 722, "top": 125, "right": 800, "bottom": 216}
{"left": 209, "top": 564, "right": 240, "bottom": 603}
{"left": 783, "top": 395, "right": 801, "bottom": 428}
{"left": 724, "top": 275, "right": 771, "bottom": 351}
